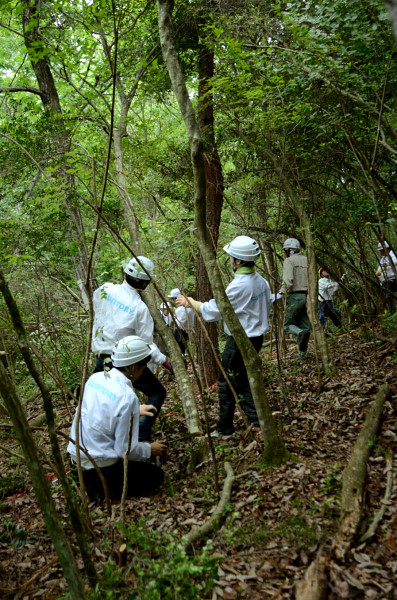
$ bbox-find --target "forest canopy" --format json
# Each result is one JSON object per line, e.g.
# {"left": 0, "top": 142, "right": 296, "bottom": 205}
{"left": 0, "top": 0, "right": 397, "bottom": 599}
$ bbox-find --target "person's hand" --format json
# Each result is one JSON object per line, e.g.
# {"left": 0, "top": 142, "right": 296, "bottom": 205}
{"left": 176, "top": 295, "right": 188, "bottom": 307}
{"left": 150, "top": 441, "right": 167, "bottom": 456}
{"left": 140, "top": 404, "right": 157, "bottom": 417}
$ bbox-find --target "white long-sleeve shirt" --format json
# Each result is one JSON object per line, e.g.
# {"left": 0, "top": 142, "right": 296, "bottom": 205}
{"left": 67, "top": 369, "right": 151, "bottom": 469}
{"left": 174, "top": 306, "right": 195, "bottom": 332}
{"left": 379, "top": 251, "right": 397, "bottom": 283}
{"left": 199, "top": 270, "right": 272, "bottom": 337}
{"left": 318, "top": 277, "right": 339, "bottom": 301}
{"left": 91, "top": 282, "right": 165, "bottom": 365}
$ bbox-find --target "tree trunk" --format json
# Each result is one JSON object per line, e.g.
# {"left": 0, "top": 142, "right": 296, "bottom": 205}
{"left": 0, "top": 362, "right": 87, "bottom": 600}
{"left": 21, "top": 0, "right": 93, "bottom": 296}
{"left": 158, "top": 0, "right": 288, "bottom": 465}
{"left": 144, "top": 290, "right": 204, "bottom": 438}
{"left": 195, "top": 41, "right": 224, "bottom": 386}
{"left": 332, "top": 383, "right": 390, "bottom": 560}
{"left": 113, "top": 126, "right": 143, "bottom": 255}
{"left": 0, "top": 269, "right": 98, "bottom": 587}
{"left": 301, "top": 211, "right": 335, "bottom": 375}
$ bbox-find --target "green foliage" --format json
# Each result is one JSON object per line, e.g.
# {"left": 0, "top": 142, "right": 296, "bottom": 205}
{"left": 0, "top": 467, "right": 25, "bottom": 498}
{"left": 0, "top": 517, "right": 29, "bottom": 548}
{"left": 320, "top": 462, "right": 342, "bottom": 496}
{"left": 91, "top": 520, "right": 219, "bottom": 600}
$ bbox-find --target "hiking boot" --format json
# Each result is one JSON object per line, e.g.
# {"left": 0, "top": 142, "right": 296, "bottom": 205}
{"left": 211, "top": 430, "right": 235, "bottom": 439}
{"left": 297, "top": 329, "right": 310, "bottom": 353}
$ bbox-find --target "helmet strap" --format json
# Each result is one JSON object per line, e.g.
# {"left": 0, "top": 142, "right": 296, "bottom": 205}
{"left": 232, "top": 257, "right": 243, "bottom": 272}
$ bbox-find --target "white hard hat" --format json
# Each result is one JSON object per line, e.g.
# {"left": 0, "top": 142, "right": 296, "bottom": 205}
{"left": 168, "top": 288, "right": 181, "bottom": 298}
{"left": 160, "top": 302, "right": 171, "bottom": 309}
{"left": 223, "top": 236, "right": 261, "bottom": 261}
{"left": 283, "top": 238, "right": 301, "bottom": 251}
{"left": 378, "top": 241, "right": 390, "bottom": 250}
{"left": 124, "top": 256, "right": 155, "bottom": 280}
{"left": 111, "top": 335, "right": 153, "bottom": 367}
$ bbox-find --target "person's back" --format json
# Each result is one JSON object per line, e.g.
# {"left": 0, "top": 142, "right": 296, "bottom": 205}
{"left": 90, "top": 257, "right": 170, "bottom": 442}
{"left": 68, "top": 368, "right": 149, "bottom": 468}
{"left": 318, "top": 276, "right": 338, "bottom": 301}
{"left": 200, "top": 270, "right": 271, "bottom": 336}
{"left": 281, "top": 252, "right": 308, "bottom": 293}
{"left": 92, "top": 281, "right": 146, "bottom": 355}
{"left": 280, "top": 238, "right": 311, "bottom": 358}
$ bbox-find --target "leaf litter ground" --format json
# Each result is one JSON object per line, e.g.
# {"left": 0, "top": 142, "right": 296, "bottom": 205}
{"left": 1, "top": 330, "right": 396, "bottom": 599}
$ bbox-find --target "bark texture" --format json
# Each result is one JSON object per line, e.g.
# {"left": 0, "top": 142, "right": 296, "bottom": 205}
{"left": 332, "top": 383, "right": 390, "bottom": 560}
{"left": 157, "top": 0, "right": 288, "bottom": 465}
{"left": 0, "top": 361, "right": 87, "bottom": 600}
{"left": 21, "top": 0, "right": 92, "bottom": 294}
{"left": 195, "top": 40, "right": 224, "bottom": 386}
{"left": 0, "top": 269, "right": 98, "bottom": 588}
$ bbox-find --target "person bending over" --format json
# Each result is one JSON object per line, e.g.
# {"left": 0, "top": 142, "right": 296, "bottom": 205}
{"left": 68, "top": 335, "right": 167, "bottom": 502}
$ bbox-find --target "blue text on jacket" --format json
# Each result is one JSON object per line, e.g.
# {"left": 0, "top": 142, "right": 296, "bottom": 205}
{"left": 87, "top": 379, "right": 120, "bottom": 402}
{"left": 251, "top": 290, "right": 267, "bottom": 302}
{"left": 105, "top": 292, "right": 134, "bottom": 315}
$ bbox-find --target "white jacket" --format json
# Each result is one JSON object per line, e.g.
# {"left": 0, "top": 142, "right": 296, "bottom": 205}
{"left": 379, "top": 251, "right": 397, "bottom": 283}
{"left": 175, "top": 306, "right": 195, "bottom": 332}
{"left": 200, "top": 270, "right": 272, "bottom": 337}
{"left": 318, "top": 277, "right": 339, "bottom": 301}
{"left": 91, "top": 282, "right": 165, "bottom": 365}
{"left": 67, "top": 369, "right": 151, "bottom": 469}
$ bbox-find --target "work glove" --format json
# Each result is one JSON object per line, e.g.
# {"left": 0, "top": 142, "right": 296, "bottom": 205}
{"left": 163, "top": 361, "right": 175, "bottom": 376}
{"left": 340, "top": 273, "right": 348, "bottom": 281}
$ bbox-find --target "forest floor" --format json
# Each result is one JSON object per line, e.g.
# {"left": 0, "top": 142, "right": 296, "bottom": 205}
{"left": 1, "top": 325, "right": 396, "bottom": 599}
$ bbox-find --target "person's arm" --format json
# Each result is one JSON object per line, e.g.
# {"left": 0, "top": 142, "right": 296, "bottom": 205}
{"left": 140, "top": 404, "right": 157, "bottom": 417}
{"left": 114, "top": 397, "right": 151, "bottom": 462}
{"left": 134, "top": 305, "right": 166, "bottom": 365}
{"left": 279, "top": 258, "right": 293, "bottom": 294}
{"left": 150, "top": 441, "right": 167, "bottom": 456}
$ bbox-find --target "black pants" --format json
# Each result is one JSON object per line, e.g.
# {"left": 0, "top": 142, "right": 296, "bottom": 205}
{"left": 173, "top": 328, "right": 189, "bottom": 355}
{"left": 93, "top": 357, "right": 166, "bottom": 442}
{"left": 76, "top": 460, "right": 164, "bottom": 502}
{"left": 217, "top": 335, "right": 263, "bottom": 434}
{"left": 381, "top": 280, "right": 397, "bottom": 313}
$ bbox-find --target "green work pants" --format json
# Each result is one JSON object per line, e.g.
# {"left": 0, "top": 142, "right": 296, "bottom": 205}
{"left": 284, "top": 292, "right": 311, "bottom": 337}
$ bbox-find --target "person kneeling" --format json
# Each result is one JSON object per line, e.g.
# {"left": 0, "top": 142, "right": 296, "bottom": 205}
{"left": 68, "top": 335, "right": 167, "bottom": 502}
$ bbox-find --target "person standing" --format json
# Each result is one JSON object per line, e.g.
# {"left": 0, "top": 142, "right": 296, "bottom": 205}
{"left": 159, "top": 302, "right": 172, "bottom": 327}
{"left": 68, "top": 336, "right": 167, "bottom": 502}
{"left": 91, "top": 256, "right": 172, "bottom": 441}
{"left": 375, "top": 241, "right": 397, "bottom": 313}
{"left": 177, "top": 235, "right": 272, "bottom": 437}
{"left": 279, "top": 238, "right": 311, "bottom": 359}
{"left": 168, "top": 288, "right": 195, "bottom": 359}
{"left": 318, "top": 268, "right": 342, "bottom": 329}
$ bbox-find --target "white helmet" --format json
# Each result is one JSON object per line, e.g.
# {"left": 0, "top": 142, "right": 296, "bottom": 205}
{"left": 283, "top": 238, "right": 300, "bottom": 251}
{"left": 124, "top": 256, "right": 155, "bottom": 280}
{"left": 168, "top": 288, "right": 181, "bottom": 298}
{"left": 378, "top": 241, "right": 390, "bottom": 250}
{"left": 160, "top": 302, "right": 171, "bottom": 309}
{"left": 111, "top": 335, "right": 153, "bottom": 367}
{"left": 223, "top": 236, "right": 261, "bottom": 261}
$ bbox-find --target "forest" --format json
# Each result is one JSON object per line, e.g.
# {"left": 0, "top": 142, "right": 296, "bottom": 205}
{"left": 1, "top": 0, "right": 397, "bottom": 598}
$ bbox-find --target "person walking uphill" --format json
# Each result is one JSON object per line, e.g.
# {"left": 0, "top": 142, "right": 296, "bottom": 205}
{"left": 279, "top": 238, "right": 311, "bottom": 359}
{"left": 91, "top": 256, "right": 173, "bottom": 441}
{"left": 375, "top": 241, "right": 397, "bottom": 313}
{"left": 177, "top": 235, "right": 272, "bottom": 437}
{"left": 68, "top": 336, "right": 166, "bottom": 502}
{"left": 318, "top": 267, "right": 342, "bottom": 329}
